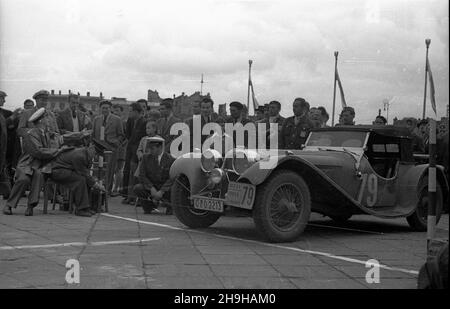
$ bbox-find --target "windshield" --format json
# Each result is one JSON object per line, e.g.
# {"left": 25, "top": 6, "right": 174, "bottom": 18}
{"left": 306, "top": 131, "right": 367, "bottom": 148}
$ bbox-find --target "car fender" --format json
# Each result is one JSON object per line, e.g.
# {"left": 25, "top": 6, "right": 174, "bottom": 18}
{"left": 238, "top": 156, "right": 363, "bottom": 216}
{"left": 169, "top": 153, "right": 208, "bottom": 194}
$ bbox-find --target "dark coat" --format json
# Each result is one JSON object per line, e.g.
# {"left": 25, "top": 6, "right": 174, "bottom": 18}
{"left": 279, "top": 115, "right": 314, "bottom": 150}
{"left": 157, "top": 114, "right": 181, "bottom": 153}
{"left": 50, "top": 147, "right": 96, "bottom": 187}
{"left": 127, "top": 116, "right": 148, "bottom": 162}
{"left": 56, "top": 108, "right": 91, "bottom": 133}
{"left": 137, "top": 152, "right": 175, "bottom": 193}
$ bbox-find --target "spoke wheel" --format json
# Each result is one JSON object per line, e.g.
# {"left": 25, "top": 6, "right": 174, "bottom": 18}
{"left": 253, "top": 170, "right": 311, "bottom": 242}
{"left": 172, "top": 175, "right": 221, "bottom": 228}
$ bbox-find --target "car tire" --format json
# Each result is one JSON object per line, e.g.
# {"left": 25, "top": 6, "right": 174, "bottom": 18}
{"left": 171, "top": 175, "right": 221, "bottom": 228}
{"left": 407, "top": 177, "right": 443, "bottom": 232}
{"left": 253, "top": 170, "right": 311, "bottom": 242}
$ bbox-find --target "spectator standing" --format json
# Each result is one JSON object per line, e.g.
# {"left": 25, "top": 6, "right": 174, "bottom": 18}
{"left": 56, "top": 93, "right": 92, "bottom": 133}
{"left": 92, "top": 100, "right": 125, "bottom": 194}
{"left": 122, "top": 103, "right": 147, "bottom": 204}
{"left": 339, "top": 106, "right": 356, "bottom": 126}
{"left": 157, "top": 98, "right": 181, "bottom": 154}
{"left": 373, "top": 115, "right": 387, "bottom": 126}
{"left": 279, "top": 98, "right": 313, "bottom": 150}
{"left": 317, "top": 106, "right": 330, "bottom": 127}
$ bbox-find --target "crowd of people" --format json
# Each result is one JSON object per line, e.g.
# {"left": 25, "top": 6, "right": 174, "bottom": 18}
{"left": 0, "top": 89, "right": 448, "bottom": 217}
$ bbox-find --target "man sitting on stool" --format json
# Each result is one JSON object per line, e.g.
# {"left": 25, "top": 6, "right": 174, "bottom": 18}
{"left": 3, "top": 108, "right": 63, "bottom": 216}
{"left": 45, "top": 134, "right": 105, "bottom": 217}
{"left": 133, "top": 136, "right": 174, "bottom": 215}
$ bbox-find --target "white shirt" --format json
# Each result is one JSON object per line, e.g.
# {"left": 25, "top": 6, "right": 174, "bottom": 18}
{"left": 72, "top": 114, "right": 79, "bottom": 132}
{"left": 158, "top": 153, "right": 163, "bottom": 165}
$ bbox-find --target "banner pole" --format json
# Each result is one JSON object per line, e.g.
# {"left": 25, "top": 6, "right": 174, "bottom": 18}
{"left": 331, "top": 51, "right": 338, "bottom": 126}
{"left": 422, "top": 39, "right": 430, "bottom": 119}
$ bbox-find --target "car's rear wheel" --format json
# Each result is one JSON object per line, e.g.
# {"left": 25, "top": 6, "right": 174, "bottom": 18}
{"left": 253, "top": 170, "right": 311, "bottom": 242}
{"left": 407, "top": 177, "right": 443, "bottom": 231}
{"left": 171, "top": 175, "right": 221, "bottom": 228}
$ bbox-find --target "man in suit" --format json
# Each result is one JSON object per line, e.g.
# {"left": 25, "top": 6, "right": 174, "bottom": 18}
{"left": 133, "top": 136, "right": 175, "bottom": 215}
{"left": 3, "top": 108, "right": 65, "bottom": 216}
{"left": 260, "top": 100, "right": 285, "bottom": 148}
{"left": 280, "top": 98, "right": 314, "bottom": 150}
{"left": 92, "top": 99, "right": 125, "bottom": 194}
{"left": 56, "top": 93, "right": 91, "bottom": 134}
{"left": 226, "top": 101, "right": 254, "bottom": 149}
{"left": 18, "top": 90, "right": 60, "bottom": 148}
{"left": 186, "top": 97, "right": 220, "bottom": 151}
{"left": 157, "top": 98, "right": 181, "bottom": 154}
{"left": 122, "top": 102, "right": 147, "bottom": 204}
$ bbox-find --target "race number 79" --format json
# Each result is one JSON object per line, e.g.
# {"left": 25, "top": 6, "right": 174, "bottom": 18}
{"left": 357, "top": 173, "right": 378, "bottom": 207}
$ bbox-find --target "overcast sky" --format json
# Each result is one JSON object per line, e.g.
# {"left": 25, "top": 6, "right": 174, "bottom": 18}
{"left": 0, "top": 0, "right": 448, "bottom": 123}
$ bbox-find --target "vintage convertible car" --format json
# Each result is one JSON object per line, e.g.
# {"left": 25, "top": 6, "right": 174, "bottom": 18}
{"left": 169, "top": 125, "right": 449, "bottom": 242}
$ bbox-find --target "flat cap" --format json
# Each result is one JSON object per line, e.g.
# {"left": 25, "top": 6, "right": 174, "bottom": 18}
{"left": 32, "top": 90, "right": 49, "bottom": 99}
{"left": 229, "top": 101, "right": 244, "bottom": 110}
{"left": 0, "top": 91, "right": 7, "bottom": 97}
{"left": 28, "top": 107, "right": 46, "bottom": 123}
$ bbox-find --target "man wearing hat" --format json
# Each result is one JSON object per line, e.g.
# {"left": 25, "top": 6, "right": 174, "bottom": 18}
{"left": 279, "top": 97, "right": 314, "bottom": 150}
{"left": 46, "top": 136, "right": 105, "bottom": 217}
{"left": 3, "top": 108, "right": 65, "bottom": 216}
{"left": 133, "top": 135, "right": 175, "bottom": 215}
{"left": 92, "top": 99, "right": 125, "bottom": 194}
{"left": 18, "top": 90, "right": 60, "bottom": 148}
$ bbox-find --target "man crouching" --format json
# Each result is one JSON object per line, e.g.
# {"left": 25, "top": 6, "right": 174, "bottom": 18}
{"left": 133, "top": 136, "right": 174, "bottom": 215}
{"left": 46, "top": 137, "right": 105, "bottom": 217}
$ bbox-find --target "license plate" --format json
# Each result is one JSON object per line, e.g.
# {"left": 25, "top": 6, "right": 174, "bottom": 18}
{"left": 225, "top": 182, "right": 256, "bottom": 209}
{"left": 193, "top": 197, "right": 224, "bottom": 213}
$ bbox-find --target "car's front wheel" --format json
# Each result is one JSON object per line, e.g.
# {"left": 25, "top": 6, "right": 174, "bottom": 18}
{"left": 171, "top": 175, "right": 221, "bottom": 228}
{"left": 407, "top": 176, "right": 443, "bottom": 231}
{"left": 253, "top": 170, "right": 311, "bottom": 242}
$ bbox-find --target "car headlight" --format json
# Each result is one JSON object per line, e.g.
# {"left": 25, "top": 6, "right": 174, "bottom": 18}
{"left": 232, "top": 149, "right": 259, "bottom": 175}
{"left": 201, "top": 149, "right": 223, "bottom": 172}
{"left": 210, "top": 168, "right": 224, "bottom": 184}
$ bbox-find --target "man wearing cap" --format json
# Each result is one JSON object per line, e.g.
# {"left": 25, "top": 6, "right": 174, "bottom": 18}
{"left": 279, "top": 98, "right": 314, "bottom": 150}
{"left": 18, "top": 90, "right": 60, "bottom": 148}
{"left": 3, "top": 108, "right": 66, "bottom": 216}
{"left": 92, "top": 99, "right": 125, "bottom": 194}
{"left": 133, "top": 136, "right": 175, "bottom": 215}
{"left": 56, "top": 93, "right": 91, "bottom": 134}
{"left": 157, "top": 98, "right": 181, "bottom": 153}
{"left": 46, "top": 137, "right": 105, "bottom": 217}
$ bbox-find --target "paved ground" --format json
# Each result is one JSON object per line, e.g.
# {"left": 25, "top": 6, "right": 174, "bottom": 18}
{"left": 0, "top": 197, "right": 448, "bottom": 289}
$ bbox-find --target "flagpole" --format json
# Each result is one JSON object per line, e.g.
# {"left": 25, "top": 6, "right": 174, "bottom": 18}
{"left": 331, "top": 51, "right": 338, "bottom": 126}
{"left": 200, "top": 73, "right": 204, "bottom": 95}
{"left": 422, "top": 39, "right": 430, "bottom": 119}
{"left": 424, "top": 38, "right": 437, "bottom": 256}
{"left": 247, "top": 60, "right": 252, "bottom": 111}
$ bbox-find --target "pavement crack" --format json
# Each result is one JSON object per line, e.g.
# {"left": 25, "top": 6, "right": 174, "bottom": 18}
{"left": 134, "top": 207, "right": 150, "bottom": 289}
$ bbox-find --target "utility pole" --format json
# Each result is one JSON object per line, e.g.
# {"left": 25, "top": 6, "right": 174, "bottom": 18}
{"left": 200, "top": 74, "right": 204, "bottom": 95}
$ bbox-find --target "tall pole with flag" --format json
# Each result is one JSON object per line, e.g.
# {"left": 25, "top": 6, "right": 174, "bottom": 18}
{"left": 424, "top": 38, "right": 438, "bottom": 255}
{"left": 332, "top": 51, "right": 347, "bottom": 126}
{"left": 247, "top": 60, "right": 252, "bottom": 111}
{"left": 422, "top": 40, "right": 431, "bottom": 119}
{"left": 332, "top": 52, "right": 338, "bottom": 126}
{"left": 200, "top": 74, "right": 204, "bottom": 95}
